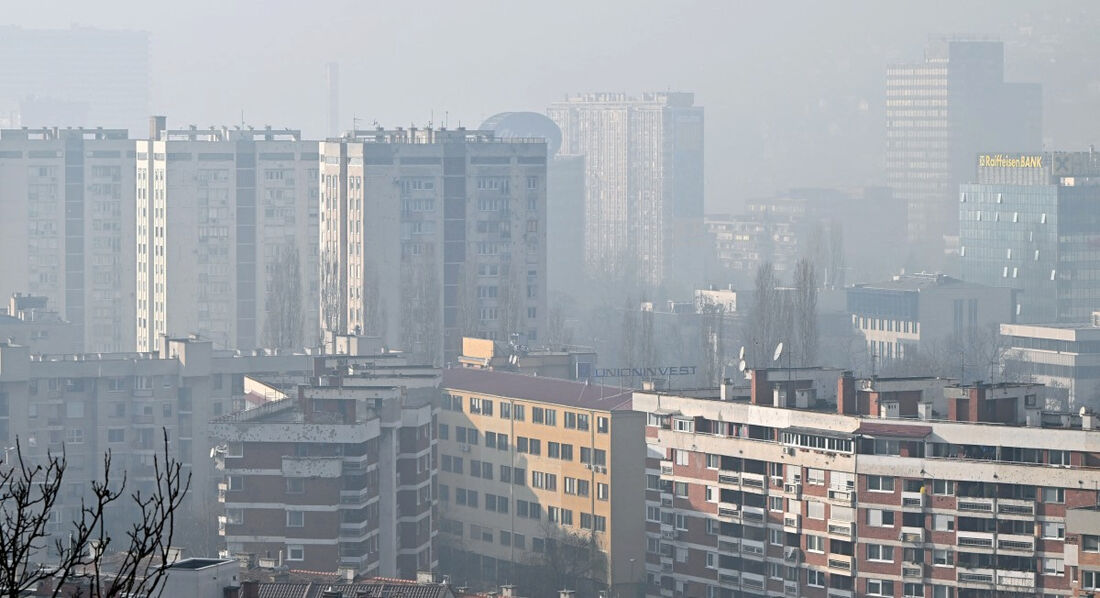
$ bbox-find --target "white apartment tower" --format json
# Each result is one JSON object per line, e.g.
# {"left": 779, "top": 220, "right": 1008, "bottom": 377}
{"left": 319, "top": 127, "right": 548, "bottom": 362}
{"left": 548, "top": 92, "right": 704, "bottom": 292}
{"left": 0, "top": 127, "right": 136, "bottom": 352}
{"left": 136, "top": 117, "right": 319, "bottom": 352}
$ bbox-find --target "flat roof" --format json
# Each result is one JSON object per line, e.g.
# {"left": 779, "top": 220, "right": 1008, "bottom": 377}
{"left": 442, "top": 368, "right": 631, "bottom": 410}
{"left": 166, "top": 558, "right": 234, "bottom": 570}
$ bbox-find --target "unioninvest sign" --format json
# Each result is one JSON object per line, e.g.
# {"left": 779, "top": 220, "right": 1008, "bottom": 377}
{"left": 593, "top": 366, "right": 697, "bottom": 378}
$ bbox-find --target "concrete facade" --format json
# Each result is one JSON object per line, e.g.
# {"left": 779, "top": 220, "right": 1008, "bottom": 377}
{"left": 136, "top": 117, "right": 320, "bottom": 352}
{"left": 1002, "top": 316, "right": 1100, "bottom": 412}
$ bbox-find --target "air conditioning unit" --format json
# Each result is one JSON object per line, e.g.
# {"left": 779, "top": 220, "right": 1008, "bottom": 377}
{"left": 783, "top": 447, "right": 796, "bottom": 456}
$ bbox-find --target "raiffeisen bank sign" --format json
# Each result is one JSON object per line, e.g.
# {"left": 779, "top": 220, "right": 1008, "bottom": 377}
{"left": 979, "top": 154, "right": 1044, "bottom": 168}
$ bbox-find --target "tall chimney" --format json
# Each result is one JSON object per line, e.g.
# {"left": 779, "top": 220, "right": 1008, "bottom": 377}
{"left": 837, "top": 371, "right": 857, "bottom": 415}
{"left": 750, "top": 369, "right": 769, "bottom": 405}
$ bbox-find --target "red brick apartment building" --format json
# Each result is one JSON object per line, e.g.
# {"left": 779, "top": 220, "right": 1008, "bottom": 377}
{"left": 633, "top": 367, "right": 1100, "bottom": 598}
{"left": 210, "top": 355, "right": 439, "bottom": 579}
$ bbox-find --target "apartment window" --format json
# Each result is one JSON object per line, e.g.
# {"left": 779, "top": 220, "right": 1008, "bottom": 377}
{"left": 904, "top": 583, "right": 924, "bottom": 598}
{"left": 932, "top": 479, "right": 954, "bottom": 495}
{"left": 706, "top": 552, "right": 717, "bottom": 569}
{"left": 807, "top": 501, "right": 825, "bottom": 520}
{"left": 438, "top": 424, "right": 449, "bottom": 440}
{"left": 529, "top": 439, "right": 541, "bottom": 455}
{"left": 500, "top": 402, "right": 511, "bottom": 419}
{"left": 597, "top": 416, "right": 609, "bottom": 433}
{"left": 932, "top": 549, "right": 953, "bottom": 566}
{"left": 532, "top": 407, "right": 544, "bottom": 424}
{"left": 1049, "top": 450, "right": 1070, "bottom": 466}
{"left": 564, "top": 477, "right": 576, "bottom": 495}
{"left": 580, "top": 512, "right": 593, "bottom": 529}
{"left": 544, "top": 409, "right": 556, "bottom": 426}
{"left": 867, "top": 579, "right": 893, "bottom": 597}
{"left": 548, "top": 442, "right": 560, "bottom": 459}
{"left": 1042, "top": 487, "right": 1065, "bottom": 503}
{"left": 564, "top": 412, "right": 577, "bottom": 428}
{"left": 807, "top": 468, "right": 825, "bottom": 485}
{"left": 594, "top": 449, "right": 606, "bottom": 466}
{"left": 286, "top": 545, "right": 304, "bottom": 561}
{"left": 706, "top": 454, "right": 720, "bottom": 469}
{"left": 674, "top": 482, "right": 689, "bottom": 497}
{"left": 577, "top": 479, "right": 590, "bottom": 497}
{"left": 227, "top": 476, "right": 243, "bottom": 491}
{"left": 932, "top": 586, "right": 954, "bottom": 598}
{"left": 806, "top": 535, "right": 824, "bottom": 553}
{"left": 226, "top": 508, "right": 243, "bottom": 525}
{"left": 866, "top": 544, "right": 894, "bottom": 562}
{"left": 1041, "top": 522, "right": 1065, "bottom": 539}
{"left": 286, "top": 478, "right": 304, "bottom": 494}
{"left": 513, "top": 404, "right": 525, "bottom": 421}
{"left": 286, "top": 510, "right": 304, "bottom": 528}
{"left": 932, "top": 513, "right": 953, "bottom": 531}
{"left": 674, "top": 449, "right": 689, "bottom": 466}
{"left": 866, "top": 508, "right": 894, "bottom": 527}
{"left": 499, "top": 465, "right": 512, "bottom": 483}
{"left": 597, "top": 483, "right": 608, "bottom": 500}
{"left": 769, "top": 528, "right": 783, "bottom": 546}
{"left": 647, "top": 506, "right": 661, "bottom": 522}
{"left": 806, "top": 570, "right": 825, "bottom": 587}
{"left": 1042, "top": 557, "right": 1064, "bottom": 576}
{"left": 706, "top": 486, "right": 718, "bottom": 503}
{"left": 1082, "top": 535, "right": 1100, "bottom": 552}
{"left": 769, "top": 496, "right": 784, "bottom": 512}
{"left": 867, "top": 475, "right": 895, "bottom": 492}
{"left": 517, "top": 437, "right": 528, "bottom": 453}
{"left": 107, "top": 428, "right": 125, "bottom": 443}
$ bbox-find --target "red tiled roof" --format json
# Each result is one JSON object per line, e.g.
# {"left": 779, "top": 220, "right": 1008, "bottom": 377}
{"left": 257, "top": 581, "right": 454, "bottom": 598}
{"left": 442, "top": 367, "right": 631, "bottom": 411}
{"left": 855, "top": 422, "right": 933, "bottom": 438}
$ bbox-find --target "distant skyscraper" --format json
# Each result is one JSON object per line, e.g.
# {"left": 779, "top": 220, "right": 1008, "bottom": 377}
{"left": 0, "top": 26, "right": 150, "bottom": 134}
{"left": 886, "top": 38, "right": 1041, "bottom": 253}
{"left": 0, "top": 127, "right": 136, "bottom": 352}
{"left": 548, "top": 92, "right": 704, "bottom": 292}
{"left": 960, "top": 150, "right": 1100, "bottom": 323}
{"left": 319, "top": 127, "right": 548, "bottom": 361}
{"left": 136, "top": 117, "right": 320, "bottom": 352}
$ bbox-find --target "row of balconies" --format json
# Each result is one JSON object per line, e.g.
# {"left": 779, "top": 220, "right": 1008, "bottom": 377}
{"left": 956, "top": 567, "right": 1035, "bottom": 588}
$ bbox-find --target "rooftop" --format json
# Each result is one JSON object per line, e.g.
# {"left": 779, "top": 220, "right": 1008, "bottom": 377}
{"left": 255, "top": 580, "right": 453, "bottom": 598}
{"left": 442, "top": 368, "right": 631, "bottom": 410}
{"left": 851, "top": 272, "right": 988, "bottom": 292}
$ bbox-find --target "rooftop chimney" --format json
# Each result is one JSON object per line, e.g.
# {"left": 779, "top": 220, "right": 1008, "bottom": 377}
{"left": 750, "top": 369, "right": 769, "bottom": 405}
{"left": 837, "top": 371, "right": 857, "bottom": 415}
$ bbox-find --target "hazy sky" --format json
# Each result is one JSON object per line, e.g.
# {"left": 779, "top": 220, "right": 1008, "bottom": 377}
{"left": 6, "top": 0, "right": 1098, "bottom": 211}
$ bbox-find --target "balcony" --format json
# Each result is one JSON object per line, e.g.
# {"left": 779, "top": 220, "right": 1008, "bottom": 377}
{"left": 741, "top": 574, "right": 765, "bottom": 591}
{"left": 957, "top": 567, "right": 994, "bottom": 584}
{"left": 996, "top": 570, "right": 1035, "bottom": 588}
{"left": 826, "top": 554, "right": 852, "bottom": 573}
{"left": 783, "top": 546, "right": 801, "bottom": 563}
{"left": 742, "top": 505, "right": 766, "bottom": 523}
{"left": 902, "top": 563, "right": 924, "bottom": 578}
{"left": 998, "top": 499, "right": 1035, "bottom": 517}
{"left": 957, "top": 497, "right": 995, "bottom": 513}
{"left": 956, "top": 532, "right": 994, "bottom": 549}
{"left": 783, "top": 514, "right": 801, "bottom": 532}
{"left": 659, "top": 460, "right": 673, "bottom": 475}
{"left": 741, "top": 539, "right": 765, "bottom": 556}
{"left": 718, "top": 473, "right": 740, "bottom": 486}
{"left": 718, "top": 539, "right": 739, "bottom": 553}
{"left": 901, "top": 491, "right": 926, "bottom": 509}
{"left": 827, "top": 591, "right": 853, "bottom": 598}
{"left": 217, "top": 482, "right": 227, "bottom": 503}
{"left": 784, "top": 581, "right": 799, "bottom": 597}
{"left": 827, "top": 487, "right": 854, "bottom": 505}
{"left": 997, "top": 534, "right": 1035, "bottom": 553}
{"left": 717, "top": 572, "right": 739, "bottom": 587}
{"left": 827, "top": 520, "right": 854, "bottom": 537}
{"left": 900, "top": 527, "right": 925, "bottom": 543}
{"left": 740, "top": 472, "right": 766, "bottom": 490}
{"left": 717, "top": 505, "right": 740, "bottom": 521}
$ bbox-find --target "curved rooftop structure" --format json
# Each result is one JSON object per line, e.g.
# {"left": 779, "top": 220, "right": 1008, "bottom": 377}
{"left": 479, "top": 111, "right": 561, "bottom": 156}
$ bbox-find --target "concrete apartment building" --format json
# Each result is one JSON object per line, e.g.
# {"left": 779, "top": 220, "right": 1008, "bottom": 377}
{"left": 0, "top": 127, "right": 136, "bottom": 352}
{"left": 0, "top": 336, "right": 315, "bottom": 553}
{"left": 634, "top": 368, "right": 1100, "bottom": 598}
{"left": 136, "top": 117, "right": 320, "bottom": 352}
{"left": 960, "top": 150, "right": 1100, "bottom": 324}
{"left": 319, "top": 128, "right": 547, "bottom": 362}
{"left": 0, "top": 26, "right": 149, "bottom": 133}
{"left": 436, "top": 368, "right": 645, "bottom": 596}
{"left": 847, "top": 273, "right": 1014, "bottom": 367}
{"left": 548, "top": 92, "right": 704, "bottom": 292}
{"left": 1001, "top": 312, "right": 1100, "bottom": 412}
{"left": 0, "top": 294, "right": 82, "bottom": 354}
{"left": 210, "top": 356, "right": 439, "bottom": 579}
{"left": 886, "top": 38, "right": 1041, "bottom": 258}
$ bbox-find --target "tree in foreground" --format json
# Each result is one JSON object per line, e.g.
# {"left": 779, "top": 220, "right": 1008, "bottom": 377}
{"left": 0, "top": 429, "right": 189, "bottom": 598}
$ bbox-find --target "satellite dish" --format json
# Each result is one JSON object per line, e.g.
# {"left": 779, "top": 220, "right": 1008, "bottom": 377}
{"left": 773, "top": 342, "right": 784, "bottom": 362}
{"left": 738, "top": 346, "right": 745, "bottom": 360}
{"left": 738, "top": 359, "right": 747, "bottom": 372}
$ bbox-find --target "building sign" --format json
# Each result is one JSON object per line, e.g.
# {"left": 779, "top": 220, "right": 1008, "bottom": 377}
{"left": 979, "top": 154, "right": 1043, "bottom": 168}
{"left": 593, "top": 366, "right": 697, "bottom": 378}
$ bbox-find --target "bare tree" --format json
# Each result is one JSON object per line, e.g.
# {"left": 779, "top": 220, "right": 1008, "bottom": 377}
{"left": 0, "top": 429, "right": 189, "bottom": 598}
{"left": 400, "top": 257, "right": 442, "bottom": 364}
{"left": 264, "top": 244, "right": 304, "bottom": 351}
{"left": 750, "top": 262, "right": 780, "bottom": 367}
{"left": 793, "top": 259, "right": 819, "bottom": 366}
{"left": 523, "top": 523, "right": 607, "bottom": 598}
{"left": 319, "top": 249, "right": 344, "bottom": 340}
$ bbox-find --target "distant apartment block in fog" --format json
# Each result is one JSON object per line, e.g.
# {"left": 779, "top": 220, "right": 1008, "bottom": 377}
{"left": 1002, "top": 314, "right": 1100, "bottom": 413}
{"left": 886, "top": 38, "right": 1040, "bottom": 253}
{"left": 319, "top": 127, "right": 547, "bottom": 361}
{"left": 136, "top": 117, "right": 320, "bottom": 352}
{"left": 0, "top": 127, "right": 136, "bottom": 352}
{"left": 847, "top": 273, "right": 1014, "bottom": 366}
{"left": 549, "top": 92, "right": 704, "bottom": 291}
{"left": 0, "top": 294, "right": 82, "bottom": 354}
{"left": 0, "top": 26, "right": 149, "bottom": 133}
{"left": 480, "top": 112, "right": 585, "bottom": 299}
{"left": 960, "top": 150, "right": 1100, "bottom": 324}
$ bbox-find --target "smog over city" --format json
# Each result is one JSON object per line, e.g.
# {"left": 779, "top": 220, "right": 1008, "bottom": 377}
{"left": 0, "top": 2, "right": 1099, "bottom": 597}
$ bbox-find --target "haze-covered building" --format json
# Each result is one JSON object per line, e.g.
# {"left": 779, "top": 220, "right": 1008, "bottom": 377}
{"left": 960, "top": 150, "right": 1100, "bottom": 324}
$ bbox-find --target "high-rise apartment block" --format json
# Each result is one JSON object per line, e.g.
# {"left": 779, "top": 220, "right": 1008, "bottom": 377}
{"left": 549, "top": 93, "right": 704, "bottom": 291}
{"left": 0, "top": 26, "right": 150, "bottom": 133}
{"left": 0, "top": 127, "right": 136, "bottom": 352}
{"left": 635, "top": 368, "right": 1100, "bottom": 598}
{"left": 319, "top": 128, "right": 547, "bottom": 361}
{"left": 437, "top": 368, "right": 644, "bottom": 595}
{"left": 960, "top": 151, "right": 1100, "bottom": 324}
{"left": 211, "top": 356, "right": 439, "bottom": 579}
{"left": 886, "top": 38, "right": 1040, "bottom": 254}
{"left": 136, "top": 117, "right": 320, "bottom": 352}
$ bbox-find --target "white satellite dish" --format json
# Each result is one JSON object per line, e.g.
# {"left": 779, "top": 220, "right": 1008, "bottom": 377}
{"left": 738, "top": 346, "right": 745, "bottom": 360}
{"left": 738, "top": 359, "right": 747, "bottom": 372}
{"left": 773, "top": 342, "right": 784, "bottom": 362}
